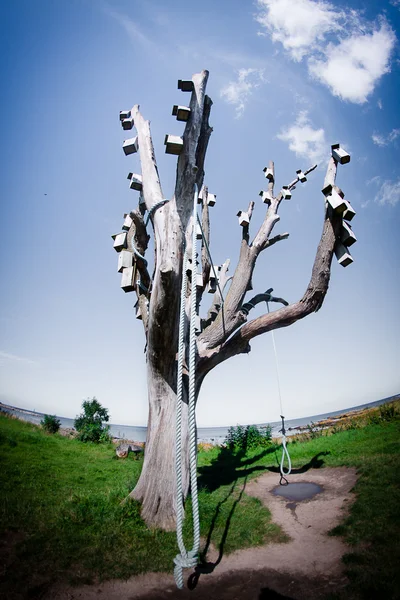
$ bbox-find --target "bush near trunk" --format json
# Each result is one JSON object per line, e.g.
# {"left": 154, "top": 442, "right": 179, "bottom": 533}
{"left": 74, "top": 398, "right": 111, "bottom": 443}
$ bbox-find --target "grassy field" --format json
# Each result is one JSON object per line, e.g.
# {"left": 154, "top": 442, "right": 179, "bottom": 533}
{"left": 0, "top": 403, "right": 399, "bottom": 599}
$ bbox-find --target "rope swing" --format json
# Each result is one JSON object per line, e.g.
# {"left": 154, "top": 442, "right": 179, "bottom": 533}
{"left": 266, "top": 301, "right": 291, "bottom": 485}
{"left": 174, "top": 184, "right": 201, "bottom": 589}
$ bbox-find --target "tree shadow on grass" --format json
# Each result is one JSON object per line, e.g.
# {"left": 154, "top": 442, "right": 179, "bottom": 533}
{"left": 188, "top": 475, "right": 248, "bottom": 590}
{"left": 266, "top": 450, "right": 330, "bottom": 475}
{"left": 198, "top": 445, "right": 277, "bottom": 493}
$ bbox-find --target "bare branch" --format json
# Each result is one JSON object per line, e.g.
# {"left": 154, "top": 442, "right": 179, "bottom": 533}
{"left": 175, "top": 70, "right": 211, "bottom": 228}
{"left": 197, "top": 157, "right": 342, "bottom": 375}
{"left": 131, "top": 105, "right": 164, "bottom": 213}
{"left": 262, "top": 232, "right": 289, "bottom": 251}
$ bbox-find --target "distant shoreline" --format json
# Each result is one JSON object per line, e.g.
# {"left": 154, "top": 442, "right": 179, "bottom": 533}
{"left": 1, "top": 394, "right": 398, "bottom": 445}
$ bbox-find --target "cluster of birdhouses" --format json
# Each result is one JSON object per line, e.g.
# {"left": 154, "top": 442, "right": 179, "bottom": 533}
{"left": 322, "top": 144, "right": 356, "bottom": 267}
{"left": 164, "top": 78, "right": 194, "bottom": 155}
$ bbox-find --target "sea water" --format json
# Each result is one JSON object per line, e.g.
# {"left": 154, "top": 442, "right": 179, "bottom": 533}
{"left": 0, "top": 395, "right": 396, "bottom": 444}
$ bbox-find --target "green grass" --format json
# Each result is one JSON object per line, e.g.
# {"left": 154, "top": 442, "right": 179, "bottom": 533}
{"left": 1, "top": 410, "right": 399, "bottom": 599}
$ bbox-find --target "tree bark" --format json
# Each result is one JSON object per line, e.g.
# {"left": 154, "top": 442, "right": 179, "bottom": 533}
{"left": 130, "top": 362, "right": 190, "bottom": 531}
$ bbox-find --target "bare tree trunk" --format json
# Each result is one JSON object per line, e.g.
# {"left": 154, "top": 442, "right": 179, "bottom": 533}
{"left": 130, "top": 360, "right": 190, "bottom": 530}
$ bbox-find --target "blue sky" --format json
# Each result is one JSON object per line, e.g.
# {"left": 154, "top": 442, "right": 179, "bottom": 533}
{"left": 0, "top": 0, "right": 399, "bottom": 427}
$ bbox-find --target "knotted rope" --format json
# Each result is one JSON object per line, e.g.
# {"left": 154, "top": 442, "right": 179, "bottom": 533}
{"left": 174, "top": 184, "right": 201, "bottom": 589}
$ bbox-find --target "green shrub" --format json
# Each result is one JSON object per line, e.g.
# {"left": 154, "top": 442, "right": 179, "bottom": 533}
{"left": 40, "top": 414, "right": 61, "bottom": 434}
{"left": 379, "top": 402, "right": 397, "bottom": 421}
{"left": 226, "top": 424, "right": 272, "bottom": 451}
{"left": 74, "top": 398, "right": 111, "bottom": 443}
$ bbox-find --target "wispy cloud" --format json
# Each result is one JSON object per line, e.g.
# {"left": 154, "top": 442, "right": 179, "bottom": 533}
{"left": 0, "top": 351, "right": 37, "bottom": 367}
{"left": 366, "top": 176, "right": 400, "bottom": 207}
{"left": 371, "top": 128, "right": 400, "bottom": 147}
{"left": 374, "top": 179, "right": 400, "bottom": 206}
{"left": 102, "top": 4, "right": 163, "bottom": 57}
{"left": 255, "top": 0, "right": 396, "bottom": 103}
{"left": 220, "top": 68, "right": 266, "bottom": 118}
{"left": 277, "top": 110, "right": 326, "bottom": 163}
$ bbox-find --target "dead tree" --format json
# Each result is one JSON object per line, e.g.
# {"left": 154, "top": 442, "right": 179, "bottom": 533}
{"left": 113, "top": 70, "right": 355, "bottom": 530}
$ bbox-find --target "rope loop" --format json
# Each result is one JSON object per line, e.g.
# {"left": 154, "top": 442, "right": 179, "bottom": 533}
{"left": 279, "top": 416, "right": 291, "bottom": 485}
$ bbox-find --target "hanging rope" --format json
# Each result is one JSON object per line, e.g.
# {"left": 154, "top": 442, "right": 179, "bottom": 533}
{"left": 174, "top": 185, "right": 201, "bottom": 589}
{"left": 145, "top": 199, "right": 170, "bottom": 226}
{"left": 266, "top": 302, "right": 291, "bottom": 485}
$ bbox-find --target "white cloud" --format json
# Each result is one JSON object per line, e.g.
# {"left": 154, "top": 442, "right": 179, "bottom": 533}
{"left": 256, "top": 0, "right": 343, "bottom": 62}
{"left": 255, "top": 1, "right": 396, "bottom": 103}
{"left": 220, "top": 68, "right": 266, "bottom": 118}
{"left": 377, "top": 99, "right": 383, "bottom": 109}
{"left": 374, "top": 179, "right": 400, "bottom": 206}
{"left": 372, "top": 128, "right": 400, "bottom": 147}
{"left": 308, "top": 25, "right": 396, "bottom": 104}
{"left": 0, "top": 351, "right": 37, "bottom": 367}
{"left": 277, "top": 111, "right": 326, "bottom": 163}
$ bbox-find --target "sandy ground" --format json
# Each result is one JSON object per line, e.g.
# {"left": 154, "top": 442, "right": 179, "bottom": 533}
{"left": 48, "top": 467, "right": 357, "bottom": 600}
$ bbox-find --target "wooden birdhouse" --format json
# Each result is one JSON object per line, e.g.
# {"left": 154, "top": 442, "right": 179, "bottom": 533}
{"left": 259, "top": 190, "right": 273, "bottom": 204}
{"left": 296, "top": 169, "right": 307, "bottom": 183}
{"left": 123, "top": 137, "right": 138, "bottom": 156}
{"left": 207, "top": 193, "right": 216, "bottom": 207}
{"left": 197, "top": 189, "right": 204, "bottom": 204}
{"left": 121, "top": 266, "right": 135, "bottom": 292}
{"left": 178, "top": 79, "right": 194, "bottom": 92}
{"left": 341, "top": 221, "right": 357, "bottom": 247}
{"left": 122, "top": 214, "right": 133, "bottom": 231}
{"left": 334, "top": 241, "right": 353, "bottom": 267}
{"left": 164, "top": 134, "right": 183, "bottom": 155}
{"left": 122, "top": 117, "right": 134, "bottom": 131}
{"left": 112, "top": 232, "right": 127, "bottom": 252}
{"left": 281, "top": 186, "right": 292, "bottom": 200}
{"left": 331, "top": 143, "right": 350, "bottom": 165}
{"left": 128, "top": 173, "right": 143, "bottom": 191}
{"left": 172, "top": 105, "right": 191, "bottom": 122}
{"left": 207, "top": 278, "right": 217, "bottom": 294}
{"left": 195, "top": 315, "right": 202, "bottom": 334}
{"left": 237, "top": 211, "right": 250, "bottom": 226}
{"left": 263, "top": 167, "right": 274, "bottom": 181}
{"left": 119, "top": 110, "right": 131, "bottom": 121}
{"left": 322, "top": 184, "right": 347, "bottom": 213}
{"left": 117, "top": 250, "right": 133, "bottom": 273}
{"left": 342, "top": 201, "right": 356, "bottom": 222}
{"left": 196, "top": 223, "right": 202, "bottom": 240}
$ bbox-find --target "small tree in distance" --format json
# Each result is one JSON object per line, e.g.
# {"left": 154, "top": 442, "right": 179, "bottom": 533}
{"left": 41, "top": 414, "right": 61, "bottom": 434}
{"left": 74, "top": 397, "right": 111, "bottom": 443}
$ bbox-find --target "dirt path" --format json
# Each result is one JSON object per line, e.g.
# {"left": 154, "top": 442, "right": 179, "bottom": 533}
{"left": 48, "top": 467, "right": 357, "bottom": 600}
